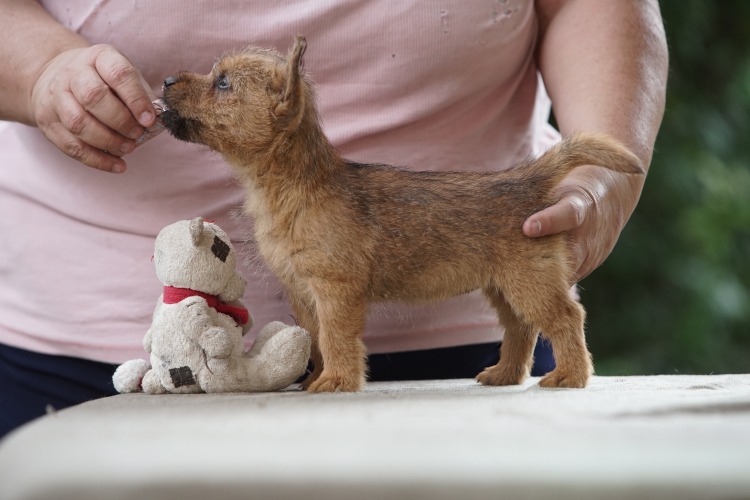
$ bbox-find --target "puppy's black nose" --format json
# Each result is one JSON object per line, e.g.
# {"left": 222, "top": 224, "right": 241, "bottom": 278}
{"left": 163, "top": 77, "right": 178, "bottom": 89}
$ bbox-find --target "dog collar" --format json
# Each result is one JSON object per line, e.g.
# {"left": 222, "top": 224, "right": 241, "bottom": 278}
{"left": 162, "top": 286, "right": 250, "bottom": 326}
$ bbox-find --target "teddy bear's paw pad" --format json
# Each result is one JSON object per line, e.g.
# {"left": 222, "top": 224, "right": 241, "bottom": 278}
{"left": 475, "top": 365, "right": 526, "bottom": 387}
{"left": 112, "top": 359, "right": 151, "bottom": 393}
{"left": 538, "top": 368, "right": 589, "bottom": 389}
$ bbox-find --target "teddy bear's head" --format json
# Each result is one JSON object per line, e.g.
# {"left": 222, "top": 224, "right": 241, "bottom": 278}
{"left": 154, "top": 218, "right": 247, "bottom": 302}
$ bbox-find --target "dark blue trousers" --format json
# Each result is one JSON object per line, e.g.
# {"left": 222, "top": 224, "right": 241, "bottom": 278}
{"left": 0, "top": 336, "right": 555, "bottom": 439}
{"left": 0, "top": 344, "right": 119, "bottom": 440}
{"left": 367, "top": 334, "right": 555, "bottom": 381}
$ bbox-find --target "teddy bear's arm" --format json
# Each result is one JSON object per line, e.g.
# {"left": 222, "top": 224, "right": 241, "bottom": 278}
{"left": 152, "top": 294, "right": 164, "bottom": 320}
{"left": 143, "top": 328, "right": 153, "bottom": 353}
{"left": 225, "top": 298, "right": 254, "bottom": 335}
{"left": 199, "top": 327, "right": 235, "bottom": 359}
{"left": 143, "top": 294, "right": 164, "bottom": 353}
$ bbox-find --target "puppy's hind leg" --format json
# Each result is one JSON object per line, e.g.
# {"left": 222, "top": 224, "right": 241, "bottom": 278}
{"left": 476, "top": 287, "right": 537, "bottom": 386}
{"left": 534, "top": 297, "right": 592, "bottom": 388}
{"left": 501, "top": 267, "right": 592, "bottom": 389}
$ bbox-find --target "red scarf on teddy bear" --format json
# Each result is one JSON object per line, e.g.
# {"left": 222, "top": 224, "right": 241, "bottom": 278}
{"left": 162, "top": 286, "right": 250, "bottom": 326}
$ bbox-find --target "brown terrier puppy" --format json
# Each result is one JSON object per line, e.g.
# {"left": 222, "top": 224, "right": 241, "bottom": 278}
{"left": 161, "top": 35, "right": 643, "bottom": 393}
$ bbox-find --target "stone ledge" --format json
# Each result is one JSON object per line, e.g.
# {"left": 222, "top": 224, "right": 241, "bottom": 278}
{"left": 1, "top": 375, "right": 749, "bottom": 500}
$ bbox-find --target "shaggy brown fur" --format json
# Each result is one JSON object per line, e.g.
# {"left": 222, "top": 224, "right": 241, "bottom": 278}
{"left": 161, "top": 35, "right": 644, "bottom": 392}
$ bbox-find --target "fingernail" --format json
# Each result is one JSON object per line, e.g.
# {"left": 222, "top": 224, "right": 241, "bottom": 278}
{"left": 120, "top": 142, "right": 133, "bottom": 153}
{"left": 139, "top": 111, "right": 154, "bottom": 126}
{"left": 111, "top": 163, "right": 125, "bottom": 174}
{"left": 531, "top": 221, "right": 542, "bottom": 236}
{"left": 129, "top": 126, "right": 143, "bottom": 139}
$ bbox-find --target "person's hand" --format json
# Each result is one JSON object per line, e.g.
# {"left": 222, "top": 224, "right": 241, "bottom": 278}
{"left": 522, "top": 164, "right": 645, "bottom": 283}
{"left": 30, "top": 45, "right": 156, "bottom": 173}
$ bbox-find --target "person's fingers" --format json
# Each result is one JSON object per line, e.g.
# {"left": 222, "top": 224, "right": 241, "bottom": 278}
{"left": 54, "top": 90, "right": 135, "bottom": 156}
{"left": 44, "top": 121, "right": 127, "bottom": 173}
{"left": 519, "top": 164, "right": 642, "bottom": 284}
{"left": 29, "top": 46, "right": 143, "bottom": 173}
{"left": 567, "top": 232, "right": 588, "bottom": 282}
{"left": 522, "top": 193, "right": 589, "bottom": 238}
{"left": 69, "top": 65, "right": 143, "bottom": 140}
{"left": 91, "top": 46, "right": 156, "bottom": 128}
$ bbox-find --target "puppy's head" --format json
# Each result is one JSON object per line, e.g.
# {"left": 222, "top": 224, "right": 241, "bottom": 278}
{"left": 161, "top": 35, "right": 309, "bottom": 156}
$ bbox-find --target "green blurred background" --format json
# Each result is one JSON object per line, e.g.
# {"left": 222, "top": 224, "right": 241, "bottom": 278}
{"left": 581, "top": 1, "right": 750, "bottom": 375}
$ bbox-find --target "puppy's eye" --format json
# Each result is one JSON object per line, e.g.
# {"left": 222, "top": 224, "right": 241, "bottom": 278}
{"left": 216, "top": 75, "right": 231, "bottom": 90}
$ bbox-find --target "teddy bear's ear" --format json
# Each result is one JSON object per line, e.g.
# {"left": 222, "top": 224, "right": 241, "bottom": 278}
{"left": 189, "top": 217, "right": 204, "bottom": 246}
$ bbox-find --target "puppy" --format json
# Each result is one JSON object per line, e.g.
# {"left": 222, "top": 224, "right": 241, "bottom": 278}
{"left": 161, "top": 35, "right": 643, "bottom": 392}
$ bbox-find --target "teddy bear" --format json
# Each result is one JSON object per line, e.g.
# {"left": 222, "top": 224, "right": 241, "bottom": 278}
{"left": 112, "top": 217, "right": 311, "bottom": 394}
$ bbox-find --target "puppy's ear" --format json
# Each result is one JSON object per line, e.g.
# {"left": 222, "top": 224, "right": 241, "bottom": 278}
{"left": 189, "top": 217, "right": 204, "bottom": 246}
{"left": 272, "top": 34, "right": 307, "bottom": 123}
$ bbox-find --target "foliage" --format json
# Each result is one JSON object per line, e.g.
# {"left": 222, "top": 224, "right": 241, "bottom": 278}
{"left": 582, "top": 1, "right": 750, "bottom": 375}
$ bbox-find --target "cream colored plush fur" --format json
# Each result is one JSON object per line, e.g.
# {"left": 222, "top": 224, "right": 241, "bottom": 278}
{"left": 112, "top": 218, "right": 311, "bottom": 394}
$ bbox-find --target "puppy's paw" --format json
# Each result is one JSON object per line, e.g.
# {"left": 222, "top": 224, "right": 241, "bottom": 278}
{"left": 476, "top": 364, "right": 527, "bottom": 386}
{"left": 306, "top": 373, "right": 363, "bottom": 393}
{"left": 300, "top": 369, "right": 322, "bottom": 390}
{"left": 538, "top": 368, "right": 589, "bottom": 389}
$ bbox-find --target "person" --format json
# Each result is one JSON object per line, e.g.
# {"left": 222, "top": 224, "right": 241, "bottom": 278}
{"left": 0, "top": 0, "right": 668, "bottom": 437}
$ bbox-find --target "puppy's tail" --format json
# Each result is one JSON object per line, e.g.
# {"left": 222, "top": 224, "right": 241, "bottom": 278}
{"left": 517, "top": 132, "right": 644, "bottom": 189}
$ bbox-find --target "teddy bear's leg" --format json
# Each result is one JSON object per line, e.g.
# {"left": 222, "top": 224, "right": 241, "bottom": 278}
{"left": 112, "top": 359, "right": 150, "bottom": 393}
{"left": 245, "top": 321, "right": 288, "bottom": 358}
{"left": 239, "top": 326, "right": 311, "bottom": 392}
{"left": 141, "top": 369, "right": 167, "bottom": 394}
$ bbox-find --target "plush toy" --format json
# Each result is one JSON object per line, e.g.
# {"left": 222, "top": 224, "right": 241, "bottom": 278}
{"left": 113, "top": 217, "right": 311, "bottom": 394}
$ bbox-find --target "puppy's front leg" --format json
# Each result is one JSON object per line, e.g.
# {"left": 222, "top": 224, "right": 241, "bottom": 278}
{"left": 289, "top": 301, "right": 324, "bottom": 390}
{"left": 306, "top": 285, "right": 367, "bottom": 393}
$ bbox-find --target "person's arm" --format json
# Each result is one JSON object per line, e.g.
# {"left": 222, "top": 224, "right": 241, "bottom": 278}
{"left": 525, "top": 0, "right": 669, "bottom": 281}
{"left": 0, "top": 0, "right": 156, "bottom": 173}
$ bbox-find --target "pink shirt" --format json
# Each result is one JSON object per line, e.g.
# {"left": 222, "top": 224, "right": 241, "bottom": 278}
{"left": 0, "top": 0, "right": 560, "bottom": 363}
